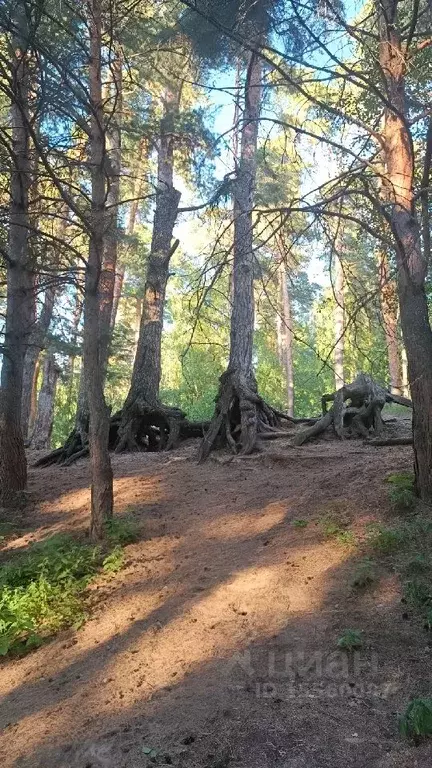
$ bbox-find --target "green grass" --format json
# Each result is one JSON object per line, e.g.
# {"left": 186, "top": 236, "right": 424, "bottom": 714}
{"left": 385, "top": 472, "right": 416, "bottom": 511}
{"left": 0, "top": 523, "right": 135, "bottom": 657}
{"left": 351, "top": 558, "right": 376, "bottom": 589}
{"left": 319, "top": 515, "right": 356, "bottom": 546}
{"left": 292, "top": 519, "right": 308, "bottom": 529}
{"left": 337, "top": 629, "right": 363, "bottom": 651}
{"left": 400, "top": 698, "right": 432, "bottom": 741}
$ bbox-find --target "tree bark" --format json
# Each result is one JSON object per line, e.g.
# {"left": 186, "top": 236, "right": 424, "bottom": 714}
{"left": 30, "top": 353, "right": 61, "bottom": 449}
{"left": 198, "top": 50, "right": 288, "bottom": 461}
{"left": 0, "top": 9, "right": 33, "bottom": 503}
{"left": 277, "top": 259, "right": 294, "bottom": 416}
{"left": 85, "top": 0, "right": 113, "bottom": 539}
{"left": 401, "top": 345, "right": 409, "bottom": 398}
{"left": 116, "top": 87, "right": 181, "bottom": 452}
{"left": 377, "top": 251, "right": 402, "bottom": 394}
{"left": 333, "top": 249, "right": 345, "bottom": 389}
{"left": 99, "top": 48, "right": 122, "bottom": 378}
{"left": 377, "top": 0, "right": 432, "bottom": 500}
{"left": 21, "top": 283, "right": 56, "bottom": 438}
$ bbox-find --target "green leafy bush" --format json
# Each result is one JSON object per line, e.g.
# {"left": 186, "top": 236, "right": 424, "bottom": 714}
{"left": 400, "top": 698, "right": 432, "bottom": 740}
{"left": 0, "top": 532, "right": 128, "bottom": 656}
{"left": 105, "top": 516, "right": 139, "bottom": 545}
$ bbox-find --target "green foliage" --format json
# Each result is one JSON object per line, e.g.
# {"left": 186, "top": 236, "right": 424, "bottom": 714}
{"left": 0, "top": 532, "right": 128, "bottom": 656}
{"left": 351, "top": 559, "right": 376, "bottom": 588}
{"left": 319, "top": 515, "right": 356, "bottom": 546}
{"left": 404, "top": 579, "right": 431, "bottom": 609}
{"left": 399, "top": 699, "right": 432, "bottom": 741}
{"left": 368, "top": 524, "right": 405, "bottom": 553}
{"left": 292, "top": 519, "right": 308, "bottom": 528}
{"left": 102, "top": 546, "right": 125, "bottom": 574}
{"left": 337, "top": 629, "right": 363, "bottom": 651}
{"left": 105, "top": 516, "right": 140, "bottom": 546}
{"left": 386, "top": 472, "right": 416, "bottom": 511}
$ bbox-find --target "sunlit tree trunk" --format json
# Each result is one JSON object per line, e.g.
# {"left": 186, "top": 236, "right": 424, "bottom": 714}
{"left": 377, "top": 251, "right": 402, "bottom": 394}
{"left": 0, "top": 8, "right": 33, "bottom": 502}
{"left": 277, "top": 260, "right": 294, "bottom": 416}
{"left": 116, "top": 87, "right": 181, "bottom": 451}
{"left": 199, "top": 50, "right": 266, "bottom": 461}
{"left": 333, "top": 250, "right": 345, "bottom": 389}
{"left": 378, "top": 0, "right": 432, "bottom": 499}
{"left": 85, "top": 0, "right": 113, "bottom": 538}
{"left": 401, "top": 346, "right": 409, "bottom": 398}
{"left": 30, "top": 353, "right": 60, "bottom": 449}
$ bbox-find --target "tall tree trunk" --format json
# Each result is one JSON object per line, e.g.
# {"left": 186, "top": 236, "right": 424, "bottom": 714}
{"left": 378, "top": 0, "right": 432, "bottom": 500}
{"left": 333, "top": 250, "right": 345, "bottom": 389}
{"left": 229, "top": 52, "right": 262, "bottom": 376}
{"left": 116, "top": 88, "right": 181, "bottom": 452}
{"left": 199, "top": 51, "right": 286, "bottom": 461}
{"left": 30, "top": 353, "right": 60, "bottom": 449}
{"left": 277, "top": 260, "right": 294, "bottom": 416}
{"left": 85, "top": 0, "right": 113, "bottom": 538}
{"left": 21, "top": 283, "right": 56, "bottom": 438}
{"left": 0, "top": 9, "right": 33, "bottom": 502}
{"left": 99, "top": 48, "right": 122, "bottom": 377}
{"left": 377, "top": 251, "right": 402, "bottom": 394}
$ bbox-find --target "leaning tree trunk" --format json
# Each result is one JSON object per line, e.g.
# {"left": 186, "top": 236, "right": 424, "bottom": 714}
{"left": 277, "top": 259, "right": 294, "bottom": 416}
{"left": 115, "top": 86, "right": 182, "bottom": 453}
{"left": 85, "top": 0, "right": 113, "bottom": 539}
{"left": 30, "top": 353, "right": 60, "bottom": 449}
{"left": 377, "top": 0, "right": 432, "bottom": 501}
{"left": 0, "top": 12, "right": 33, "bottom": 503}
{"left": 199, "top": 50, "right": 291, "bottom": 461}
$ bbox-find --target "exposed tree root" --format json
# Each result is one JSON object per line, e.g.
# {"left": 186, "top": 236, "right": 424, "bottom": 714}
{"left": 366, "top": 437, "right": 413, "bottom": 446}
{"left": 293, "top": 373, "right": 412, "bottom": 446}
{"left": 34, "top": 402, "right": 209, "bottom": 467}
{"left": 198, "top": 368, "right": 293, "bottom": 462}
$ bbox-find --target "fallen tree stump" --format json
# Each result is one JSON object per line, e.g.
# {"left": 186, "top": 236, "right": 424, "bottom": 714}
{"left": 293, "top": 373, "right": 412, "bottom": 446}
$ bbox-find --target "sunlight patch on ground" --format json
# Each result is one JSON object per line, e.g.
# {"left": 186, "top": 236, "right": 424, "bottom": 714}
{"left": 200, "top": 501, "right": 287, "bottom": 541}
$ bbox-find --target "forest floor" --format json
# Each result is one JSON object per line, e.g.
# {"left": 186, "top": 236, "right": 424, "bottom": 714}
{"left": 1, "top": 411, "right": 432, "bottom": 768}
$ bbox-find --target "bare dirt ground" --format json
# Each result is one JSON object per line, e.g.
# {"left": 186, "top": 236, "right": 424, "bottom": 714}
{"left": 1, "top": 422, "right": 432, "bottom": 768}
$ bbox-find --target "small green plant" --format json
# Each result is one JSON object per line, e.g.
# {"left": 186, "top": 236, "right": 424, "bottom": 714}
{"left": 388, "top": 485, "right": 416, "bottom": 511}
{"left": 0, "top": 532, "right": 129, "bottom": 656}
{"left": 399, "top": 698, "right": 432, "bottom": 741}
{"left": 351, "top": 559, "right": 376, "bottom": 588}
{"left": 385, "top": 472, "right": 415, "bottom": 490}
{"left": 337, "top": 629, "right": 363, "bottom": 651}
{"left": 404, "top": 579, "right": 432, "bottom": 608}
{"left": 102, "top": 546, "right": 125, "bottom": 574}
{"left": 319, "top": 515, "right": 356, "bottom": 546}
{"left": 292, "top": 519, "right": 308, "bottom": 529}
{"left": 425, "top": 609, "right": 432, "bottom": 630}
{"left": 105, "top": 516, "right": 139, "bottom": 545}
{"left": 386, "top": 472, "right": 416, "bottom": 511}
{"left": 368, "top": 524, "right": 404, "bottom": 554}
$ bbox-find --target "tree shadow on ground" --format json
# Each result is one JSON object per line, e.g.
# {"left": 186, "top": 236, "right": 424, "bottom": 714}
{"left": 1, "top": 441, "right": 430, "bottom": 768}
